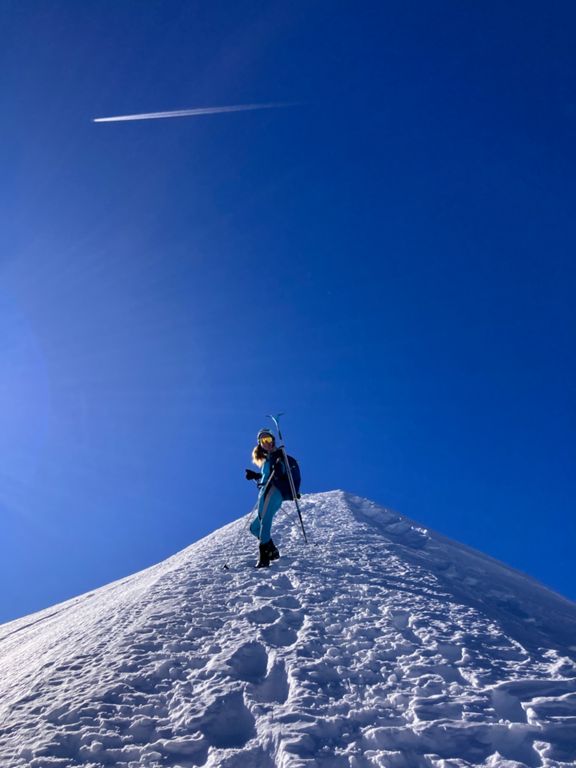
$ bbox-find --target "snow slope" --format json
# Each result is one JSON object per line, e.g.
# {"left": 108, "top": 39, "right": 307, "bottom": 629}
{"left": 0, "top": 491, "right": 575, "bottom": 768}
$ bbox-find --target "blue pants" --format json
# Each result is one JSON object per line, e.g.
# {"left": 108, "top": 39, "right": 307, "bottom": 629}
{"left": 250, "top": 486, "right": 283, "bottom": 544}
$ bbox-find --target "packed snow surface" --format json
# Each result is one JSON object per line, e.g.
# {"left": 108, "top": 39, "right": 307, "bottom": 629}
{"left": 1, "top": 491, "right": 575, "bottom": 768}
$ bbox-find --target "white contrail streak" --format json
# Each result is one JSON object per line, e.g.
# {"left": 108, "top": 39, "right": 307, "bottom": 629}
{"left": 93, "top": 102, "right": 294, "bottom": 123}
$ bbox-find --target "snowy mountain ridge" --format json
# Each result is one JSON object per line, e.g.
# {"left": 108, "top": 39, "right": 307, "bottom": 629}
{"left": 0, "top": 490, "right": 575, "bottom": 768}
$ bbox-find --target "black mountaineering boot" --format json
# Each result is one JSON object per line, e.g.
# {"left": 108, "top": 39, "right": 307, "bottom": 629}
{"left": 268, "top": 539, "right": 280, "bottom": 561}
{"left": 256, "top": 542, "right": 271, "bottom": 568}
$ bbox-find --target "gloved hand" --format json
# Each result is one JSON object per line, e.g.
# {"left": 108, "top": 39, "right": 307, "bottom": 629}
{"left": 245, "top": 469, "right": 262, "bottom": 481}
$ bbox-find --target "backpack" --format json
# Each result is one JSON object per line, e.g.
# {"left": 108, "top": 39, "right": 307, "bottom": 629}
{"left": 273, "top": 453, "right": 301, "bottom": 501}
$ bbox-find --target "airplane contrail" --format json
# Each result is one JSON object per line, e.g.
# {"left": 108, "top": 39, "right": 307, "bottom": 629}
{"left": 93, "top": 102, "right": 295, "bottom": 123}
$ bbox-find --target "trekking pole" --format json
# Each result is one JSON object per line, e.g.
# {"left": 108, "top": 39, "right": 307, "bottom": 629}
{"left": 256, "top": 468, "right": 276, "bottom": 542}
{"left": 223, "top": 479, "right": 260, "bottom": 570}
{"left": 222, "top": 506, "right": 254, "bottom": 570}
{"left": 268, "top": 413, "right": 308, "bottom": 544}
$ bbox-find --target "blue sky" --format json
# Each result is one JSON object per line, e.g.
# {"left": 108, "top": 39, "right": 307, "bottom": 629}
{"left": 1, "top": 1, "right": 575, "bottom": 622}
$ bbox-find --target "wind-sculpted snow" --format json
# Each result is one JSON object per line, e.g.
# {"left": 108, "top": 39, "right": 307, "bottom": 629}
{"left": 0, "top": 491, "right": 575, "bottom": 767}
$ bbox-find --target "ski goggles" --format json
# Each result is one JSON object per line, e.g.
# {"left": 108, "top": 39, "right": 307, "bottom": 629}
{"left": 258, "top": 434, "right": 275, "bottom": 446}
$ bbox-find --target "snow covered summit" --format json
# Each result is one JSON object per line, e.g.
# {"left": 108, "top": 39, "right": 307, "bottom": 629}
{"left": 0, "top": 490, "right": 575, "bottom": 768}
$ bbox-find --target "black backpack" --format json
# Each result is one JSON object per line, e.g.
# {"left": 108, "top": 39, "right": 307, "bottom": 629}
{"left": 273, "top": 452, "right": 301, "bottom": 500}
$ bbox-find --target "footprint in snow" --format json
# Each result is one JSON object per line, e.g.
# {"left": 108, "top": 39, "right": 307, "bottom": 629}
{"left": 260, "top": 621, "right": 299, "bottom": 648}
{"left": 272, "top": 595, "right": 300, "bottom": 609}
{"left": 199, "top": 690, "right": 256, "bottom": 749}
{"left": 243, "top": 606, "right": 280, "bottom": 625}
{"left": 225, "top": 641, "right": 268, "bottom": 683}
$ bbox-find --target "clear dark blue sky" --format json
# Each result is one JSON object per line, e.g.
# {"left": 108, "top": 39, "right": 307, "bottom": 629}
{"left": 1, "top": 1, "right": 575, "bottom": 622}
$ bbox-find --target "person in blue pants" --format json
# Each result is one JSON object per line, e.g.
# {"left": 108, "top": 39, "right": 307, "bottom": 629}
{"left": 245, "top": 428, "right": 285, "bottom": 568}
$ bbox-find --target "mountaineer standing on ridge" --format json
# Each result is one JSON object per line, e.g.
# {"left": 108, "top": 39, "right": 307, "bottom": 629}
{"left": 244, "top": 421, "right": 303, "bottom": 569}
{"left": 245, "top": 428, "right": 284, "bottom": 568}
{"left": 246, "top": 429, "right": 288, "bottom": 568}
